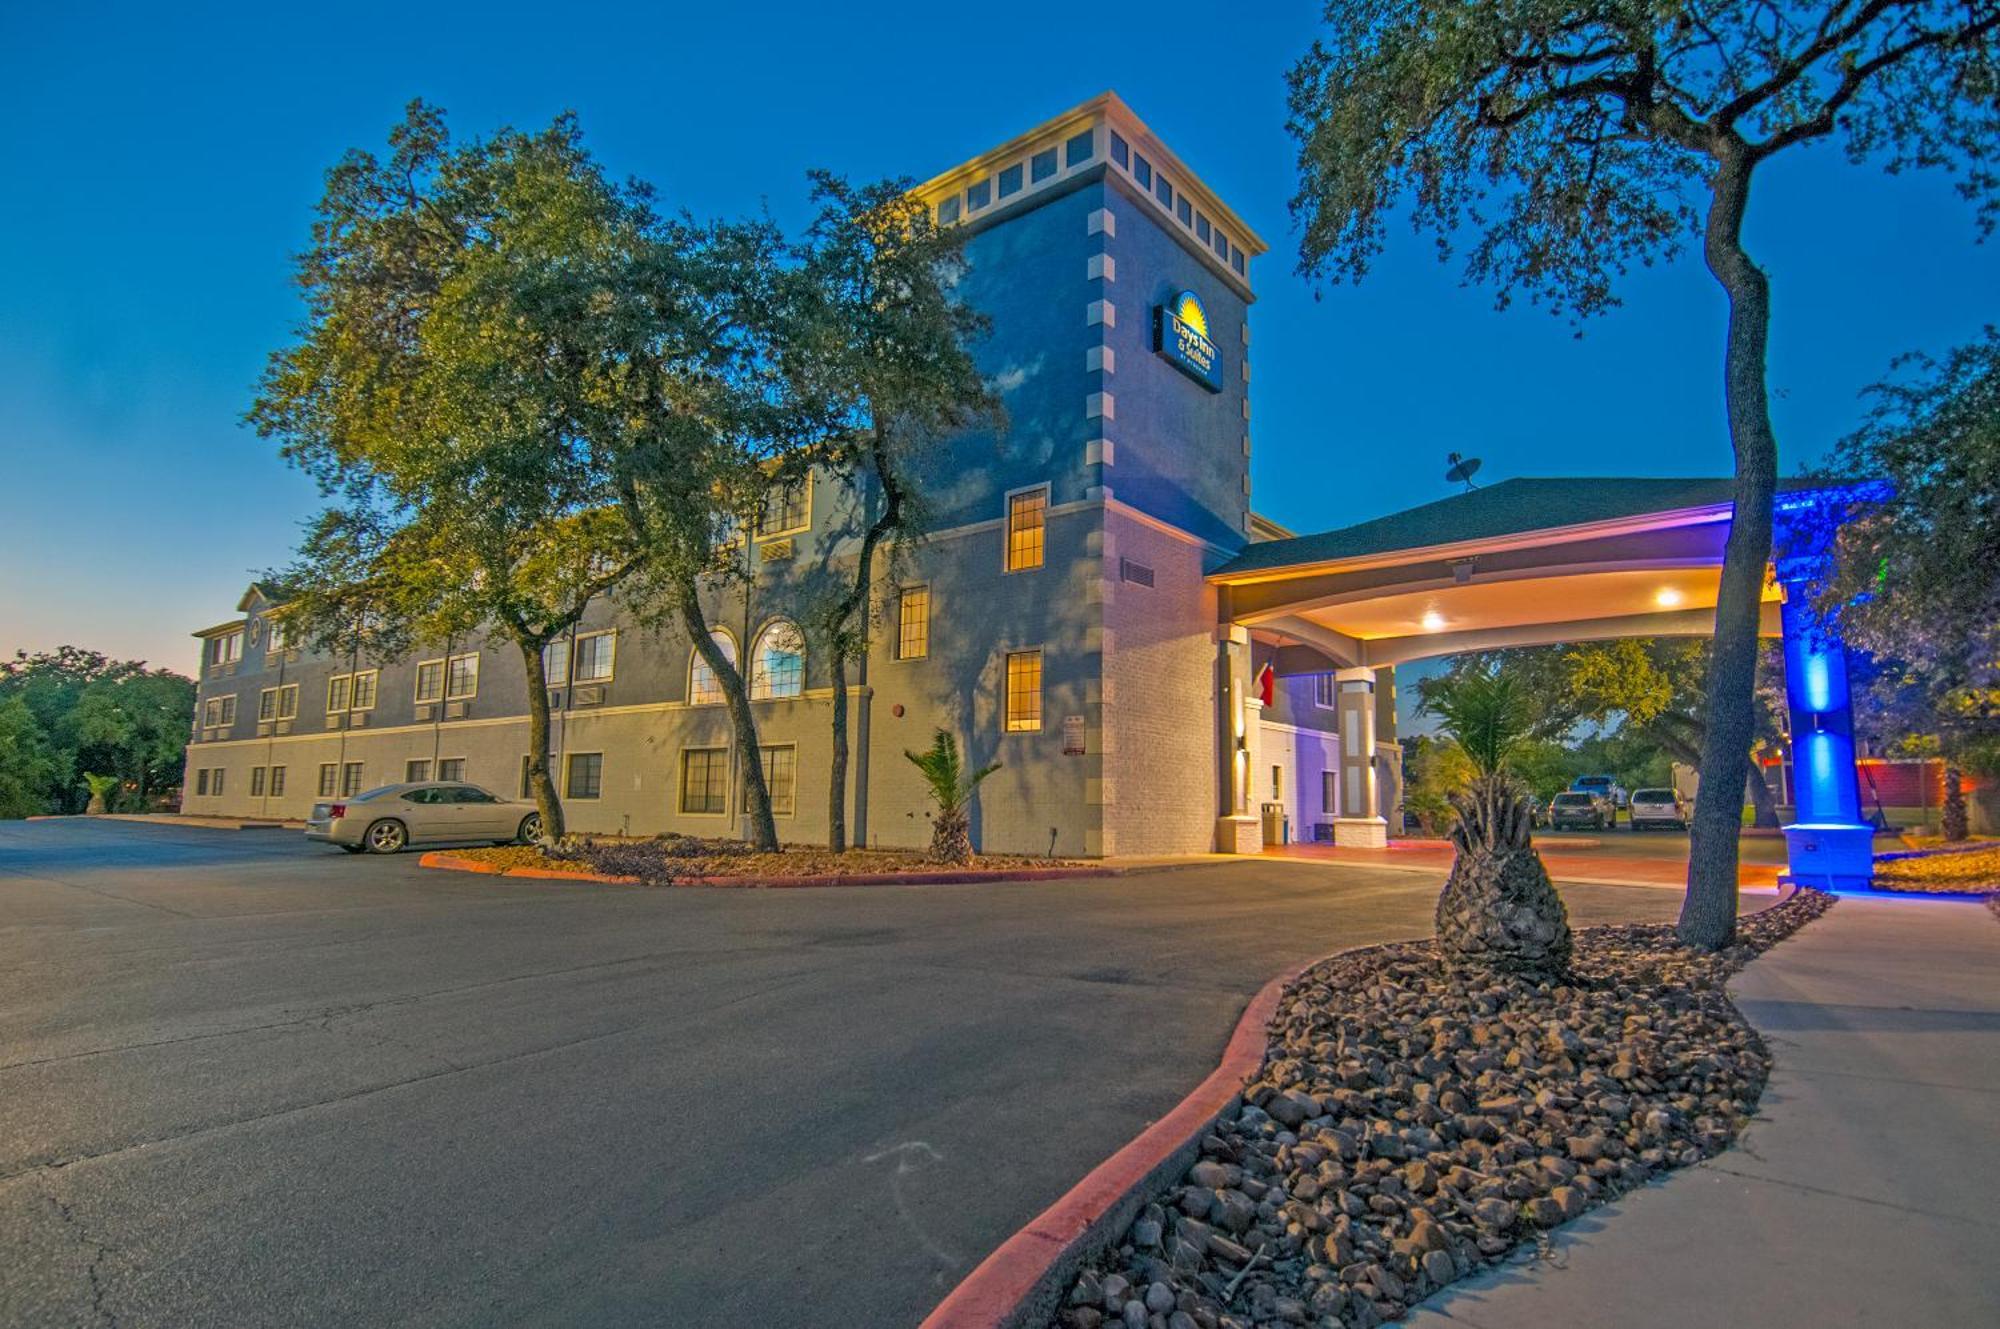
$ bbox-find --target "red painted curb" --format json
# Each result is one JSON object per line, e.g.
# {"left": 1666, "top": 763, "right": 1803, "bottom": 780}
{"left": 918, "top": 955, "right": 1318, "bottom": 1329}
{"left": 415, "top": 851, "right": 1118, "bottom": 890}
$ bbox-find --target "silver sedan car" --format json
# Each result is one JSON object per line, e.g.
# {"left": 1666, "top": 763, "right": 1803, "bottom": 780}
{"left": 306, "top": 782, "right": 543, "bottom": 854}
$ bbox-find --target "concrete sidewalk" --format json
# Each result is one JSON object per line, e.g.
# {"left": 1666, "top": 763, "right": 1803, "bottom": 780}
{"left": 1407, "top": 894, "right": 2000, "bottom": 1329}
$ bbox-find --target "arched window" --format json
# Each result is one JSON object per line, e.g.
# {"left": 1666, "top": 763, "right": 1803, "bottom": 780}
{"left": 688, "top": 630, "right": 737, "bottom": 706}
{"left": 750, "top": 620, "right": 805, "bottom": 700}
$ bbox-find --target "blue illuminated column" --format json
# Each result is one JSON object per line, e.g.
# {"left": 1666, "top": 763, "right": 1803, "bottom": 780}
{"left": 1774, "top": 496, "right": 1876, "bottom": 889}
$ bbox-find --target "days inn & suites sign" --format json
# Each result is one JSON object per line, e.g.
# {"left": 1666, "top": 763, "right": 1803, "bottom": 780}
{"left": 1152, "top": 289, "right": 1222, "bottom": 392}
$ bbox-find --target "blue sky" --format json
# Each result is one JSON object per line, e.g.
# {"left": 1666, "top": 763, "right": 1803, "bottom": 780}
{"left": 3, "top": 2, "right": 1995, "bottom": 677}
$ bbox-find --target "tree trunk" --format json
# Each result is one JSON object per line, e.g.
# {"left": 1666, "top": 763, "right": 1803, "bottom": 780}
{"left": 828, "top": 649, "right": 851, "bottom": 851}
{"left": 514, "top": 635, "right": 565, "bottom": 843}
{"left": 1941, "top": 763, "right": 1968, "bottom": 841}
{"left": 1745, "top": 761, "right": 1782, "bottom": 829}
{"left": 678, "top": 579, "right": 779, "bottom": 850}
{"left": 825, "top": 439, "right": 903, "bottom": 851}
{"left": 1680, "top": 149, "right": 1777, "bottom": 952}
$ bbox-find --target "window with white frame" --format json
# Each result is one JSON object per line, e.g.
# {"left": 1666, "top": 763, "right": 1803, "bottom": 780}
{"left": 340, "top": 762, "right": 365, "bottom": 796}
{"left": 1315, "top": 674, "right": 1337, "bottom": 709}
{"left": 258, "top": 684, "right": 298, "bottom": 722}
{"left": 573, "top": 631, "right": 615, "bottom": 684}
{"left": 566, "top": 752, "right": 603, "bottom": 800}
{"left": 265, "top": 618, "right": 288, "bottom": 650}
{"left": 756, "top": 477, "right": 811, "bottom": 538}
{"left": 749, "top": 621, "right": 804, "bottom": 700}
{"left": 406, "top": 759, "right": 431, "bottom": 783}
{"left": 269, "top": 765, "right": 286, "bottom": 797}
{"left": 349, "top": 669, "right": 378, "bottom": 711}
{"left": 754, "top": 744, "right": 797, "bottom": 816}
{"left": 1006, "top": 487, "right": 1047, "bottom": 572}
{"left": 318, "top": 763, "right": 338, "bottom": 797}
{"left": 414, "top": 659, "right": 444, "bottom": 703}
{"left": 437, "top": 758, "right": 465, "bottom": 783}
{"left": 1004, "top": 649, "right": 1043, "bottom": 733}
{"left": 210, "top": 631, "right": 243, "bottom": 665}
{"left": 541, "top": 639, "right": 569, "bottom": 686}
{"left": 326, "top": 674, "right": 352, "bottom": 713}
{"left": 445, "top": 653, "right": 479, "bottom": 700}
{"left": 689, "top": 631, "right": 737, "bottom": 705}
{"left": 680, "top": 747, "right": 728, "bottom": 814}
{"left": 897, "top": 586, "right": 929, "bottom": 661}
{"left": 203, "top": 695, "right": 237, "bottom": 728}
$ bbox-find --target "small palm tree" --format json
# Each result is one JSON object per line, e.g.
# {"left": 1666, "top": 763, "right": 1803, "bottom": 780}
{"left": 1424, "top": 671, "right": 1571, "bottom": 976}
{"left": 83, "top": 772, "right": 120, "bottom": 816}
{"left": 905, "top": 729, "right": 999, "bottom": 864}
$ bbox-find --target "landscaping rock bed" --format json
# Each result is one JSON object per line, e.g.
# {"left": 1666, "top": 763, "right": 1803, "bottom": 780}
{"left": 1057, "top": 889, "right": 1835, "bottom": 1329}
{"left": 455, "top": 836, "right": 1077, "bottom": 884}
{"left": 1870, "top": 842, "right": 2000, "bottom": 895}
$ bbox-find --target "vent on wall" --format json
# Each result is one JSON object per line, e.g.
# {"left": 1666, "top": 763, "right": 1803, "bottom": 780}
{"left": 1119, "top": 558, "right": 1155, "bottom": 588}
{"left": 572, "top": 685, "right": 604, "bottom": 707}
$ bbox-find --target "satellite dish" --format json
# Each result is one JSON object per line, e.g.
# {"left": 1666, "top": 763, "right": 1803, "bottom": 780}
{"left": 1444, "top": 452, "right": 1483, "bottom": 492}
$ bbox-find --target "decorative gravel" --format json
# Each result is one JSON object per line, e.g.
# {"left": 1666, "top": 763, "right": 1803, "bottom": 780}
{"left": 454, "top": 836, "right": 1076, "bottom": 883}
{"left": 1058, "top": 889, "right": 1836, "bottom": 1329}
{"left": 1869, "top": 843, "right": 2000, "bottom": 894}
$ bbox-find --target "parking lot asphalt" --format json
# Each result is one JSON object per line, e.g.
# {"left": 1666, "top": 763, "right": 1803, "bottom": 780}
{"left": 0, "top": 819, "right": 1766, "bottom": 1328}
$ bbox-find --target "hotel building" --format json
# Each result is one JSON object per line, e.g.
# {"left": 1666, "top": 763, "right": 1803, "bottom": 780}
{"left": 181, "top": 93, "right": 1398, "bottom": 855}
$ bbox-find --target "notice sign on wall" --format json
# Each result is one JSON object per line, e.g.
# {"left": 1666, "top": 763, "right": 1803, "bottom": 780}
{"left": 1153, "top": 290, "right": 1222, "bottom": 392}
{"left": 1063, "top": 714, "right": 1087, "bottom": 755}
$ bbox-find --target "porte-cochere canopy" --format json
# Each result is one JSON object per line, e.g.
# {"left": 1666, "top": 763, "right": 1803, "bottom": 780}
{"left": 1210, "top": 477, "right": 1877, "bottom": 887}
{"left": 1211, "top": 477, "right": 1816, "bottom": 672}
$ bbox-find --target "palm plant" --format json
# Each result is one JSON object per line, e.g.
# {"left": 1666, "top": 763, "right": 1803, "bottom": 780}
{"left": 904, "top": 729, "right": 999, "bottom": 864}
{"left": 82, "top": 772, "right": 119, "bottom": 815}
{"left": 1424, "top": 671, "right": 1571, "bottom": 976}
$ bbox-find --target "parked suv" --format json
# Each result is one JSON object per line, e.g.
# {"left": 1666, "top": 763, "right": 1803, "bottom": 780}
{"left": 1570, "top": 774, "right": 1627, "bottom": 821}
{"left": 1548, "top": 791, "right": 1608, "bottom": 831}
{"left": 306, "top": 782, "right": 542, "bottom": 854}
{"left": 1628, "top": 787, "right": 1689, "bottom": 831}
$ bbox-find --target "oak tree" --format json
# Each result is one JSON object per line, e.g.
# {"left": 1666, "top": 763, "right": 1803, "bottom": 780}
{"left": 1288, "top": 0, "right": 1999, "bottom": 946}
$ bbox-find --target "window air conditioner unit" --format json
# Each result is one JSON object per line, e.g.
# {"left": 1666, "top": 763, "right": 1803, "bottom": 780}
{"left": 573, "top": 685, "right": 604, "bottom": 707}
{"left": 276, "top": 721, "right": 292, "bottom": 736}
{"left": 326, "top": 714, "right": 345, "bottom": 730}
{"left": 350, "top": 711, "right": 368, "bottom": 727}
{"left": 760, "top": 538, "right": 795, "bottom": 562}
{"left": 415, "top": 704, "right": 434, "bottom": 722}
{"left": 446, "top": 701, "right": 469, "bottom": 720}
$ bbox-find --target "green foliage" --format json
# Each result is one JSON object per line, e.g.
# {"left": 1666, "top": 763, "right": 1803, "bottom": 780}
{"left": 1420, "top": 669, "right": 1531, "bottom": 778}
{"left": 1401, "top": 734, "right": 1476, "bottom": 835}
{"left": 1287, "top": 2, "right": 2000, "bottom": 320}
{"left": 903, "top": 729, "right": 1000, "bottom": 817}
{"left": 0, "top": 697, "right": 56, "bottom": 818}
{"left": 0, "top": 649, "right": 194, "bottom": 815}
{"left": 1820, "top": 332, "right": 2000, "bottom": 765}
{"left": 781, "top": 172, "right": 1002, "bottom": 849}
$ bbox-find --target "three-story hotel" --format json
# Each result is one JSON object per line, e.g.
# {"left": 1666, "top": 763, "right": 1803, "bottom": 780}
{"left": 181, "top": 93, "right": 1402, "bottom": 856}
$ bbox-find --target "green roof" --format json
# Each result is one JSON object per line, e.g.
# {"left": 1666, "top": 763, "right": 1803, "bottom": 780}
{"left": 1216, "top": 477, "right": 1832, "bottom": 578}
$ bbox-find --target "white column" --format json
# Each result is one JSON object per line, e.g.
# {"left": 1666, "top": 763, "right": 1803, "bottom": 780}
{"left": 1333, "top": 666, "right": 1389, "bottom": 848}
{"left": 1215, "top": 627, "right": 1262, "bottom": 853}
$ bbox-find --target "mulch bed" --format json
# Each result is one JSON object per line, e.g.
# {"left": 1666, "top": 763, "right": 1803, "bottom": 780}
{"left": 1058, "top": 889, "right": 1836, "bottom": 1329}
{"left": 1868, "top": 843, "right": 2000, "bottom": 895}
{"left": 453, "top": 836, "right": 1078, "bottom": 884}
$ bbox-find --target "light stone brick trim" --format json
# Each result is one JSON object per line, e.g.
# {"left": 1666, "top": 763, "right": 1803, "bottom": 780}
{"left": 1086, "top": 345, "right": 1115, "bottom": 374}
{"left": 1086, "top": 438, "right": 1115, "bottom": 466}
{"left": 1086, "top": 299, "right": 1116, "bottom": 327}
{"left": 1087, "top": 208, "right": 1116, "bottom": 237}
{"left": 1086, "top": 253, "right": 1116, "bottom": 282}
{"left": 1086, "top": 391, "right": 1114, "bottom": 420}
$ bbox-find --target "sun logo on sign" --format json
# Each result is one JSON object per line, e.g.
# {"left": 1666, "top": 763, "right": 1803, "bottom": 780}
{"left": 1172, "top": 291, "right": 1209, "bottom": 339}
